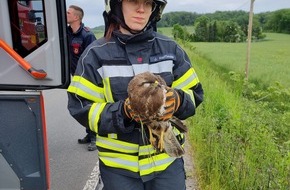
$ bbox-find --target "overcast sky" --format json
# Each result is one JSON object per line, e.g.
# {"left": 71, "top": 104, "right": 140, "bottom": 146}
{"left": 66, "top": 0, "right": 290, "bottom": 28}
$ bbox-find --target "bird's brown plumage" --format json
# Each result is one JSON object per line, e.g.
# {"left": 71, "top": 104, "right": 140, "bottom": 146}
{"left": 127, "top": 72, "right": 187, "bottom": 157}
{"left": 127, "top": 72, "right": 166, "bottom": 120}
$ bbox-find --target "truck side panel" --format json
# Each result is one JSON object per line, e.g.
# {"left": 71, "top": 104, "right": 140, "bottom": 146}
{"left": 0, "top": 91, "right": 49, "bottom": 190}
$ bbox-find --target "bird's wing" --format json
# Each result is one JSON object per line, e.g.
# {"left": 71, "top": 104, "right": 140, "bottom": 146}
{"left": 169, "top": 116, "right": 188, "bottom": 133}
{"left": 147, "top": 120, "right": 185, "bottom": 157}
{"left": 162, "top": 123, "right": 185, "bottom": 157}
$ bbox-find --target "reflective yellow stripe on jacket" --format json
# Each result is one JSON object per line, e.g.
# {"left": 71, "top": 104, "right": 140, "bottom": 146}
{"left": 96, "top": 125, "right": 184, "bottom": 176}
{"left": 68, "top": 76, "right": 106, "bottom": 103}
{"left": 172, "top": 67, "right": 199, "bottom": 106}
{"left": 139, "top": 153, "right": 175, "bottom": 176}
{"left": 89, "top": 103, "right": 106, "bottom": 133}
{"left": 68, "top": 75, "right": 110, "bottom": 132}
{"left": 97, "top": 135, "right": 176, "bottom": 175}
{"left": 172, "top": 67, "right": 199, "bottom": 90}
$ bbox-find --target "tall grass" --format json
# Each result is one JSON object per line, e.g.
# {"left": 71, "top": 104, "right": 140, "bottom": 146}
{"left": 181, "top": 38, "right": 290, "bottom": 189}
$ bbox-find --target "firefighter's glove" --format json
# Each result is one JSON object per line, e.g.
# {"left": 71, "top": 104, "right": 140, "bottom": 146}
{"left": 156, "top": 87, "right": 181, "bottom": 122}
{"left": 123, "top": 98, "right": 149, "bottom": 124}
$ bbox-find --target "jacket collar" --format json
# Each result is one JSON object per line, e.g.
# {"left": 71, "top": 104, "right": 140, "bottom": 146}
{"left": 112, "top": 27, "right": 155, "bottom": 45}
{"left": 68, "top": 23, "right": 84, "bottom": 35}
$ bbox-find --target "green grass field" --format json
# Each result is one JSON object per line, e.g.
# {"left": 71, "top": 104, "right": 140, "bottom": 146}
{"left": 191, "top": 33, "right": 290, "bottom": 88}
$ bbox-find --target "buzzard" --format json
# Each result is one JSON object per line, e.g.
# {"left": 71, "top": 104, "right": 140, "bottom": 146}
{"left": 126, "top": 72, "right": 187, "bottom": 157}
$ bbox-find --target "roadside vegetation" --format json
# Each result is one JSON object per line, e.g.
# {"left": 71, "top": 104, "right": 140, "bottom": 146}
{"left": 172, "top": 31, "right": 290, "bottom": 189}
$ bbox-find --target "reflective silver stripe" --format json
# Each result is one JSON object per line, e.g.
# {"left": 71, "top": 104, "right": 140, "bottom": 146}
{"left": 89, "top": 103, "right": 98, "bottom": 132}
{"left": 69, "top": 80, "right": 105, "bottom": 101}
{"left": 174, "top": 72, "right": 198, "bottom": 90}
{"left": 89, "top": 103, "right": 105, "bottom": 133}
{"left": 108, "top": 133, "right": 117, "bottom": 139}
{"left": 185, "top": 89, "right": 195, "bottom": 106}
{"left": 100, "top": 157, "right": 138, "bottom": 168}
{"left": 139, "top": 145, "right": 156, "bottom": 156}
{"left": 96, "top": 136, "right": 138, "bottom": 153}
{"left": 139, "top": 156, "right": 175, "bottom": 171}
{"left": 103, "top": 77, "right": 114, "bottom": 103}
{"left": 98, "top": 66, "right": 134, "bottom": 79}
{"left": 149, "top": 60, "right": 173, "bottom": 74}
{"left": 97, "top": 61, "right": 173, "bottom": 79}
{"left": 98, "top": 152, "right": 139, "bottom": 172}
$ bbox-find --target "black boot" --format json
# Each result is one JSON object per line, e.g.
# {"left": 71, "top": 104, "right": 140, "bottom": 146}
{"left": 78, "top": 134, "right": 91, "bottom": 144}
{"left": 88, "top": 141, "right": 97, "bottom": 151}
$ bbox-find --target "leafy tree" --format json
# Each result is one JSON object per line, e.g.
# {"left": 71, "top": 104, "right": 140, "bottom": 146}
{"left": 272, "top": 9, "right": 290, "bottom": 33}
{"left": 193, "top": 16, "right": 210, "bottom": 42}
{"left": 216, "top": 21, "right": 227, "bottom": 42}
{"left": 252, "top": 19, "right": 266, "bottom": 40}
{"left": 172, "top": 24, "right": 184, "bottom": 40}
{"left": 172, "top": 24, "right": 192, "bottom": 41}
{"left": 208, "top": 21, "right": 218, "bottom": 42}
{"left": 158, "top": 11, "right": 199, "bottom": 27}
{"left": 222, "top": 21, "right": 244, "bottom": 42}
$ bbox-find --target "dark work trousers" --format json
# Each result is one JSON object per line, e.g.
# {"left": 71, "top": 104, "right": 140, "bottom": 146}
{"left": 87, "top": 128, "right": 96, "bottom": 141}
{"left": 100, "top": 157, "right": 186, "bottom": 190}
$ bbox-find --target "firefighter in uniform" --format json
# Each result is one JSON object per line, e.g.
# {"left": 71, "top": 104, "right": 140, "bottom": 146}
{"left": 67, "top": 0, "right": 204, "bottom": 189}
{"left": 67, "top": 23, "right": 96, "bottom": 73}
{"left": 67, "top": 5, "right": 97, "bottom": 151}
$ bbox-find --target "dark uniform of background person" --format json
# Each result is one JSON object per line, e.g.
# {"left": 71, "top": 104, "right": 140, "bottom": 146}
{"left": 66, "top": 5, "right": 97, "bottom": 151}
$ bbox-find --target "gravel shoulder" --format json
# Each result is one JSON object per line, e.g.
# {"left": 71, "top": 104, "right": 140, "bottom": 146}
{"left": 184, "top": 135, "right": 199, "bottom": 190}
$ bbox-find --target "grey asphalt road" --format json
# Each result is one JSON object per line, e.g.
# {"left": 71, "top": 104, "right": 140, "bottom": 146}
{"left": 43, "top": 89, "right": 100, "bottom": 190}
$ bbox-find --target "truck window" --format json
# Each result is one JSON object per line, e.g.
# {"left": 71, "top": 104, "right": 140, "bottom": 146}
{"left": 8, "top": 0, "right": 47, "bottom": 57}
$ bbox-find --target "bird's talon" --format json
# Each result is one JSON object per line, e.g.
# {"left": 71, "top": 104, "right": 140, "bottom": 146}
{"left": 150, "top": 137, "right": 156, "bottom": 145}
{"left": 158, "top": 140, "right": 164, "bottom": 151}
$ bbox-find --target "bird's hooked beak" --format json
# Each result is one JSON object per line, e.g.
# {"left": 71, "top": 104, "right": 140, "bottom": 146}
{"left": 153, "top": 80, "right": 159, "bottom": 87}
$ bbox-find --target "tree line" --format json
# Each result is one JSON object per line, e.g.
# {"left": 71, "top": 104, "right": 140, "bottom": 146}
{"left": 157, "top": 9, "right": 290, "bottom": 42}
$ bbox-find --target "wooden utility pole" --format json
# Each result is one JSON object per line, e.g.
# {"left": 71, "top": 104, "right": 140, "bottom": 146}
{"left": 245, "top": 0, "right": 255, "bottom": 80}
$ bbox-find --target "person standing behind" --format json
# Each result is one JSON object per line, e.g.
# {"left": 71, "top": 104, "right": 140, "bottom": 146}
{"left": 67, "top": 5, "right": 97, "bottom": 151}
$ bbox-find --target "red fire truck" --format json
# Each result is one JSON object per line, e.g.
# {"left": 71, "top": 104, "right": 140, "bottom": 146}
{"left": 0, "top": 0, "right": 69, "bottom": 189}
{"left": 16, "top": 0, "right": 46, "bottom": 53}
